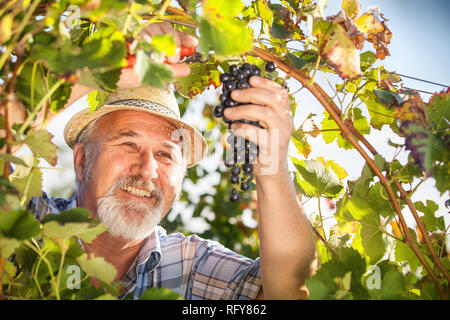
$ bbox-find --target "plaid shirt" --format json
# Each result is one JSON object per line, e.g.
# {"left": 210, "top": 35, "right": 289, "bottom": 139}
{"left": 27, "top": 193, "right": 262, "bottom": 300}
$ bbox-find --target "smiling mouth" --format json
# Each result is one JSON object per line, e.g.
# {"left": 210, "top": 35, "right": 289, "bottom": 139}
{"left": 120, "top": 185, "right": 154, "bottom": 198}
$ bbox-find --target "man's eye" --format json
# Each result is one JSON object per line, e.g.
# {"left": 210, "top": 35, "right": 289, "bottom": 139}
{"left": 122, "top": 142, "right": 138, "bottom": 150}
{"left": 158, "top": 151, "right": 172, "bottom": 159}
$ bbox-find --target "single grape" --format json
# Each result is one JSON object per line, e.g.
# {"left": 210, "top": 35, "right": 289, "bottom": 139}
{"left": 230, "top": 192, "right": 240, "bottom": 202}
{"left": 220, "top": 73, "right": 232, "bottom": 82}
{"left": 246, "top": 140, "right": 258, "bottom": 154}
{"left": 241, "top": 180, "right": 250, "bottom": 191}
{"left": 241, "top": 63, "right": 252, "bottom": 71}
{"left": 225, "top": 98, "right": 238, "bottom": 108}
{"left": 213, "top": 105, "right": 224, "bottom": 118}
{"left": 223, "top": 80, "right": 236, "bottom": 91}
{"left": 265, "top": 61, "right": 276, "bottom": 72}
{"left": 230, "top": 65, "right": 240, "bottom": 77}
{"left": 219, "top": 93, "right": 228, "bottom": 104}
{"left": 244, "top": 172, "right": 254, "bottom": 181}
{"left": 243, "top": 163, "right": 253, "bottom": 174}
{"left": 251, "top": 65, "right": 261, "bottom": 76}
{"left": 230, "top": 174, "right": 240, "bottom": 184}
{"left": 237, "top": 80, "right": 250, "bottom": 89}
{"left": 231, "top": 165, "right": 241, "bottom": 175}
{"left": 236, "top": 72, "right": 247, "bottom": 81}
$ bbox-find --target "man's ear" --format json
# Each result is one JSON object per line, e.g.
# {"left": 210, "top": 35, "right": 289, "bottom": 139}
{"left": 73, "top": 143, "right": 85, "bottom": 183}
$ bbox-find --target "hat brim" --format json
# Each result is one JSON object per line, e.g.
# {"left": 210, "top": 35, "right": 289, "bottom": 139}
{"left": 64, "top": 105, "right": 208, "bottom": 168}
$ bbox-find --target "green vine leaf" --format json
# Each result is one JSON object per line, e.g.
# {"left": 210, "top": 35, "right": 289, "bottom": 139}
{"left": 134, "top": 50, "right": 174, "bottom": 88}
{"left": 362, "top": 94, "right": 396, "bottom": 130}
{"left": 77, "top": 253, "right": 117, "bottom": 285}
{"left": 43, "top": 208, "right": 107, "bottom": 243}
{"left": 394, "top": 240, "right": 422, "bottom": 274}
{"left": 425, "top": 88, "right": 450, "bottom": 134}
{"left": 291, "top": 157, "right": 343, "bottom": 198}
{"left": 306, "top": 247, "right": 369, "bottom": 300}
{"left": 0, "top": 209, "right": 40, "bottom": 241}
{"left": 199, "top": 0, "right": 252, "bottom": 57}
{"left": 139, "top": 287, "right": 183, "bottom": 300}
{"left": 24, "top": 130, "right": 58, "bottom": 167}
{"left": 415, "top": 200, "right": 445, "bottom": 232}
{"left": 9, "top": 156, "right": 42, "bottom": 204}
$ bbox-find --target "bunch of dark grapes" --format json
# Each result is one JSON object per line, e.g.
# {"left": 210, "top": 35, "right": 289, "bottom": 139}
{"left": 214, "top": 61, "right": 277, "bottom": 202}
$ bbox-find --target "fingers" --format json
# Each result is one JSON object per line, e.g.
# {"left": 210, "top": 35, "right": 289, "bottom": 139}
{"left": 230, "top": 81, "right": 290, "bottom": 118}
{"left": 224, "top": 104, "right": 281, "bottom": 130}
{"left": 177, "top": 31, "right": 198, "bottom": 48}
{"left": 139, "top": 22, "right": 198, "bottom": 65}
{"left": 249, "top": 76, "right": 284, "bottom": 93}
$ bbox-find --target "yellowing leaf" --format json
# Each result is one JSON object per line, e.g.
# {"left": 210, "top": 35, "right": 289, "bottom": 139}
{"left": 0, "top": 13, "right": 14, "bottom": 44}
{"left": 394, "top": 95, "right": 426, "bottom": 125}
{"left": 257, "top": 0, "right": 273, "bottom": 32}
{"left": 362, "top": 94, "right": 395, "bottom": 130}
{"left": 314, "top": 21, "right": 361, "bottom": 79}
{"left": 174, "top": 61, "right": 220, "bottom": 98}
{"left": 342, "top": 0, "right": 361, "bottom": 20}
{"left": 317, "top": 157, "right": 348, "bottom": 181}
{"left": 355, "top": 8, "right": 392, "bottom": 59}
{"left": 203, "top": 0, "right": 244, "bottom": 20}
{"left": 151, "top": 34, "right": 176, "bottom": 57}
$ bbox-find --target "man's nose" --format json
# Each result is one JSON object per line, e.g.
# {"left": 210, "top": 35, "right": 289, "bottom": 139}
{"left": 133, "top": 149, "right": 158, "bottom": 179}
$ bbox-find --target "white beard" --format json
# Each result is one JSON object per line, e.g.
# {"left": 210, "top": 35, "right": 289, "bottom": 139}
{"left": 96, "top": 176, "right": 165, "bottom": 241}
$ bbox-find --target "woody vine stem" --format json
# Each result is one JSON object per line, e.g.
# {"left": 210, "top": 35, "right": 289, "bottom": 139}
{"left": 164, "top": 5, "right": 448, "bottom": 299}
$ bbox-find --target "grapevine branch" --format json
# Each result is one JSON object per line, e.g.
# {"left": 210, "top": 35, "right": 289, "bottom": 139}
{"left": 161, "top": 6, "right": 448, "bottom": 298}
{"left": 250, "top": 47, "right": 447, "bottom": 299}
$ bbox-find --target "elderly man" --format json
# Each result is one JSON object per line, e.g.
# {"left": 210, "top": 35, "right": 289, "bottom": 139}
{"left": 11, "top": 22, "right": 316, "bottom": 300}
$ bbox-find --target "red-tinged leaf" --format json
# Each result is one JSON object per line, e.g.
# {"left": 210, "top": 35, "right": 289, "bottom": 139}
{"left": 331, "top": 11, "right": 365, "bottom": 50}
{"left": 399, "top": 121, "right": 449, "bottom": 175}
{"left": 355, "top": 7, "right": 392, "bottom": 60}
{"left": 292, "top": 116, "right": 320, "bottom": 158}
{"left": 425, "top": 88, "right": 450, "bottom": 134}
{"left": 314, "top": 20, "right": 362, "bottom": 79}
{"left": 174, "top": 61, "right": 220, "bottom": 98}
{"left": 394, "top": 96, "right": 427, "bottom": 125}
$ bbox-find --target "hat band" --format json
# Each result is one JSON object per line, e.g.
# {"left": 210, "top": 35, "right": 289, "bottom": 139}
{"left": 107, "top": 99, "right": 179, "bottom": 119}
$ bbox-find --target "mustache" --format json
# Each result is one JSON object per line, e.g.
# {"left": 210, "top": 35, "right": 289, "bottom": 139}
{"left": 108, "top": 175, "right": 162, "bottom": 200}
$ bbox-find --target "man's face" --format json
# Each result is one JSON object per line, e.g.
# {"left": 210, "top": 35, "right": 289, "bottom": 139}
{"left": 77, "top": 110, "right": 185, "bottom": 240}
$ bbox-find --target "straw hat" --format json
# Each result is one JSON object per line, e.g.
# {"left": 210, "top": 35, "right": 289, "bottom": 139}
{"left": 64, "top": 86, "right": 208, "bottom": 168}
